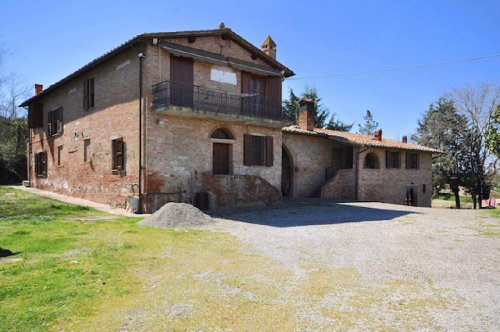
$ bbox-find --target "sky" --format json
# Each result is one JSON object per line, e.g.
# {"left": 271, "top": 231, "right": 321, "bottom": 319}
{"left": 0, "top": 0, "right": 499, "bottom": 139}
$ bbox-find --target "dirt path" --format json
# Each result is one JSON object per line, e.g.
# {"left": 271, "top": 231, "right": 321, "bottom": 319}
{"left": 210, "top": 201, "right": 500, "bottom": 330}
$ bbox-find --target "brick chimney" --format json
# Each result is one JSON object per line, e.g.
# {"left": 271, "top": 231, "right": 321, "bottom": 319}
{"left": 261, "top": 35, "right": 277, "bottom": 60}
{"left": 35, "top": 84, "right": 43, "bottom": 95}
{"left": 299, "top": 98, "right": 315, "bottom": 131}
{"left": 402, "top": 135, "right": 408, "bottom": 144}
{"left": 372, "top": 129, "right": 383, "bottom": 141}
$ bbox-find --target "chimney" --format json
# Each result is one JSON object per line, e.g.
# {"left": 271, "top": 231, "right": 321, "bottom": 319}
{"left": 35, "top": 84, "right": 43, "bottom": 95}
{"left": 372, "top": 129, "right": 383, "bottom": 141}
{"left": 402, "top": 135, "right": 408, "bottom": 144}
{"left": 261, "top": 35, "right": 277, "bottom": 60}
{"left": 299, "top": 98, "right": 315, "bottom": 131}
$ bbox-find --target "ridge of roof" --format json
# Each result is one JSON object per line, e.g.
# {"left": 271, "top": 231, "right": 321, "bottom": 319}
{"left": 20, "top": 27, "right": 294, "bottom": 107}
{"left": 282, "top": 125, "right": 442, "bottom": 153}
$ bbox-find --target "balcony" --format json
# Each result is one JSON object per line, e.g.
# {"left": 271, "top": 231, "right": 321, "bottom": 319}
{"left": 151, "top": 80, "right": 289, "bottom": 126}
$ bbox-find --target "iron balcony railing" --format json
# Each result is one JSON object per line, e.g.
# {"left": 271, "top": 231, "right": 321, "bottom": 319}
{"left": 152, "top": 80, "right": 286, "bottom": 121}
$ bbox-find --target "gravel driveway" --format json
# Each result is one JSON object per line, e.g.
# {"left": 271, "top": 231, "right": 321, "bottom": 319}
{"left": 210, "top": 200, "right": 500, "bottom": 330}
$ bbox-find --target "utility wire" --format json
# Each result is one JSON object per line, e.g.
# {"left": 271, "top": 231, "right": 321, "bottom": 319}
{"left": 285, "top": 53, "right": 500, "bottom": 81}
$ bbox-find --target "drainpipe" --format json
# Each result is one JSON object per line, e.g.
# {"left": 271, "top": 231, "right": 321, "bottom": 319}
{"left": 138, "top": 51, "right": 145, "bottom": 213}
{"left": 355, "top": 146, "right": 368, "bottom": 201}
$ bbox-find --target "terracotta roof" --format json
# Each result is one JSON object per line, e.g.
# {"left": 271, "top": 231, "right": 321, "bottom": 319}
{"left": 282, "top": 125, "right": 442, "bottom": 153}
{"left": 20, "top": 27, "right": 294, "bottom": 107}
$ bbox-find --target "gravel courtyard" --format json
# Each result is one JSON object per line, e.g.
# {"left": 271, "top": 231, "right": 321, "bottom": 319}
{"left": 210, "top": 201, "right": 500, "bottom": 330}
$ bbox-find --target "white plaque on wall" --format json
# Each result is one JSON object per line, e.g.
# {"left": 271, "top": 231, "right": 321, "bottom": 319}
{"left": 210, "top": 67, "right": 237, "bottom": 85}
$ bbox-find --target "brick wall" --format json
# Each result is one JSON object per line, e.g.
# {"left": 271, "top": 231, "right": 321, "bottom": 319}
{"left": 29, "top": 48, "right": 142, "bottom": 207}
{"left": 144, "top": 114, "right": 282, "bottom": 212}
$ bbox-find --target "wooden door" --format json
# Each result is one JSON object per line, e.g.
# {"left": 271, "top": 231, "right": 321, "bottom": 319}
{"left": 213, "top": 143, "right": 230, "bottom": 175}
{"left": 170, "top": 55, "right": 193, "bottom": 107}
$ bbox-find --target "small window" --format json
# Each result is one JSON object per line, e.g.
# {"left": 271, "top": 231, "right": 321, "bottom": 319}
{"left": 364, "top": 153, "right": 379, "bottom": 169}
{"left": 83, "top": 78, "right": 95, "bottom": 110}
{"left": 406, "top": 152, "right": 419, "bottom": 169}
{"left": 35, "top": 151, "right": 47, "bottom": 177}
{"left": 112, "top": 137, "right": 124, "bottom": 171}
{"left": 243, "top": 134, "right": 273, "bottom": 167}
{"left": 211, "top": 128, "right": 233, "bottom": 139}
{"left": 386, "top": 151, "right": 401, "bottom": 169}
{"left": 423, "top": 184, "right": 427, "bottom": 194}
{"left": 84, "top": 139, "right": 91, "bottom": 162}
{"left": 57, "top": 145, "right": 63, "bottom": 166}
{"left": 48, "top": 107, "right": 63, "bottom": 136}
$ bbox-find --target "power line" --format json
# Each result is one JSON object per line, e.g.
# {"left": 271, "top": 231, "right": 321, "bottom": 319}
{"left": 285, "top": 53, "right": 500, "bottom": 81}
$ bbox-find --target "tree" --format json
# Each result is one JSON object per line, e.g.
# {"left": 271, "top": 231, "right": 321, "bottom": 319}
{"left": 449, "top": 83, "right": 499, "bottom": 208}
{"left": 357, "top": 110, "right": 379, "bottom": 135}
{"left": 486, "top": 105, "right": 500, "bottom": 159}
{"left": 413, "top": 98, "right": 471, "bottom": 209}
{"left": 0, "top": 50, "right": 30, "bottom": 184}
{"left": 282, "top": 87, "right": 351, "bottom": 130}
{"left": 325, "top": 113, "right": 353, "bottom": 131}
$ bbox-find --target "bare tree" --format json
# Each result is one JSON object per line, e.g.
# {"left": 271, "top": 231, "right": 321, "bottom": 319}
{"left": 449, "top": 83, "right": 499, "bottom": 208}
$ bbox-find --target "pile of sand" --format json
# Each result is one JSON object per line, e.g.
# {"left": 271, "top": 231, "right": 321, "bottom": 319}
{"left": 139, "top": 202, "right": 213, "bottom": 229}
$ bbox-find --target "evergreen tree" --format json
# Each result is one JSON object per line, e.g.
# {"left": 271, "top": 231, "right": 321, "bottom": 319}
{"left": 357, "top": 110, "right": 379, "bottom": 135}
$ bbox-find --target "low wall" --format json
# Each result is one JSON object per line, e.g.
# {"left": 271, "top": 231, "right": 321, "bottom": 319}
{"left": 321, "top": 169, "right": 355, "bottom": 200}
{"left": 202, "top": 174, "right": 281, "bottom": 210}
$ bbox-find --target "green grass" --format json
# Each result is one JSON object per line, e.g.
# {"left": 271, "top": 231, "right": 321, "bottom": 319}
{"left": 433, "top": 193, "right": 473, "bottom": 203}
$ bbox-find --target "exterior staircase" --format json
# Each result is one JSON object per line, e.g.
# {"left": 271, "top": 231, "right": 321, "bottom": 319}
{"left": 308, "top": 167, "right": 336, "bottom": 198}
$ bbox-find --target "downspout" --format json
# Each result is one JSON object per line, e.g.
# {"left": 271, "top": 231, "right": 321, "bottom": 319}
{"left": 138, "top": 51, "right": 145, "bottom": 213}
{"left": 355, "top": 146, "right": 368, "bottom": 201}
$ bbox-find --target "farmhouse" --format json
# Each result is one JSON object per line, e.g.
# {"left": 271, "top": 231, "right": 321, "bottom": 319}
{"left": 20, "top": 24, "right": 439, "bottom": 212}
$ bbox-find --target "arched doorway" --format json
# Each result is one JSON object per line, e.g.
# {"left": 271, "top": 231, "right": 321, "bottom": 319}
{"left": 282, "top": 145, "right": 293, "bottom": 197}
{"left": 211, "top": 128, "right": 233, "bottom": 175}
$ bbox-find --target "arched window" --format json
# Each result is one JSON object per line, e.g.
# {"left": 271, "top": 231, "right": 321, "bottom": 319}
{"left": 211, "top": 128, "right": 233, "bottom": 139}
{"left": 364, "top": 153, "right": 379, "bottom": 169}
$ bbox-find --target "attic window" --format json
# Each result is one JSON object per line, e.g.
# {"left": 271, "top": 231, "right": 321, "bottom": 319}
{"left": 187, "top": 36, "right": 196, "bottom": 43}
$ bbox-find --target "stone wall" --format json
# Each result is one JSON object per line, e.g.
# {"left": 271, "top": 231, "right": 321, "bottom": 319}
{"left": 321, "top": 169, "right": 355, "bottom": 200}
{"left": 202, "top": 174, "right": 281, "bottom": 210}
{"left": 357, "top": 148, "right": 432, "bottom": 207}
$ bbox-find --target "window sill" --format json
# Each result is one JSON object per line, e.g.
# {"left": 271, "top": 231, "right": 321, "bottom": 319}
{"left": 111, "top": 169, "right": 126, "bottom": 176}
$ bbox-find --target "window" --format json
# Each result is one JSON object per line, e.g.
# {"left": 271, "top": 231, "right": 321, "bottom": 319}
{"left": 211, "top": 128, "right": 233, "bottom": 139}
{"left": 423, "top": 184, "right": 427, "bottom": 194}
{"left": 111, "top": 137, "right": 124, "bottom": 171}
{"left": 83, "top": 78, "right": 95, "bottom": 110}
{"left": 84, "top": 139, "right": 91, "bottom": 162}
{"left": 57, "top": 145, "right": 63, "bottom": 166}
{"left": 332, "top": 146, "right": 353, "bottom": 170}
{"left": 243, "top": 134, "right": 273, "bottom": 166}
{"left": 34, "top": 152, "right": 47, "bottom": 177}
{"left": 364, "top": 153, "right": 379, "bottom": 169}
{"left": 406, "top": 152, "right": 419, "bottom": 169}
{"left": 385, "top": 151, "right": 401, "bottom": 169}
{"left": 48, "top": 107, "right": 63, "bottom": 136}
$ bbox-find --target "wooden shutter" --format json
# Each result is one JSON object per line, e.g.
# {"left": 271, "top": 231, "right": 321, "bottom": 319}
{"left": 265, "top": 136, "right": 274, "bottom": 167}
{"left": 241, "top": 71, "right": 252, "bottom": 115}
{"left": 89, "top": 78, "right": 95, "bottom": 108}
{"left": 47, "top": 110, "right": 53, "bottom": 135}
{"left": 385, "top": 151, "right": 389, "bottom": 168}
{"left": 56, "top": 107, "right": 63, "bottom": 134}
{"left": 83, "top": 79, "right": 89, "bottom": 110}
{"left": 243, "top": 134, "right": 251, "bottom": 166}
{"left": 267, "top": 76, "right": 281, "bottom": 118}
{"left": 416, "top": 154, "right": 419, "bottom": 170}
{"left": 113, "top": 138, "right": 124, "bottom": 170}
{"left": 42, "top": 152, "right": 47, "bottom": 176}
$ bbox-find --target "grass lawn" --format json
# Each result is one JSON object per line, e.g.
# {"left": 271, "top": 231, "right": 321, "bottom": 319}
{"left": 0, "top": 187, "right": 301, "bottom": 331}
{"left": 432, "top": 193, "right": 473, "bottom": 204}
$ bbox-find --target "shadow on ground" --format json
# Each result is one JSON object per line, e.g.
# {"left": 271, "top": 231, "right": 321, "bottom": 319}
{"left": 0, "top": 247, "right": 20, "bottom": 258}
{"left": 211, "top": 199, "right": 417, "bottom": 227}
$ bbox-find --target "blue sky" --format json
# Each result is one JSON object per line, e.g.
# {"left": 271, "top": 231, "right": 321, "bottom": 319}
{"left": 1, "top": 0, "right": 499, "bottom": 139}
